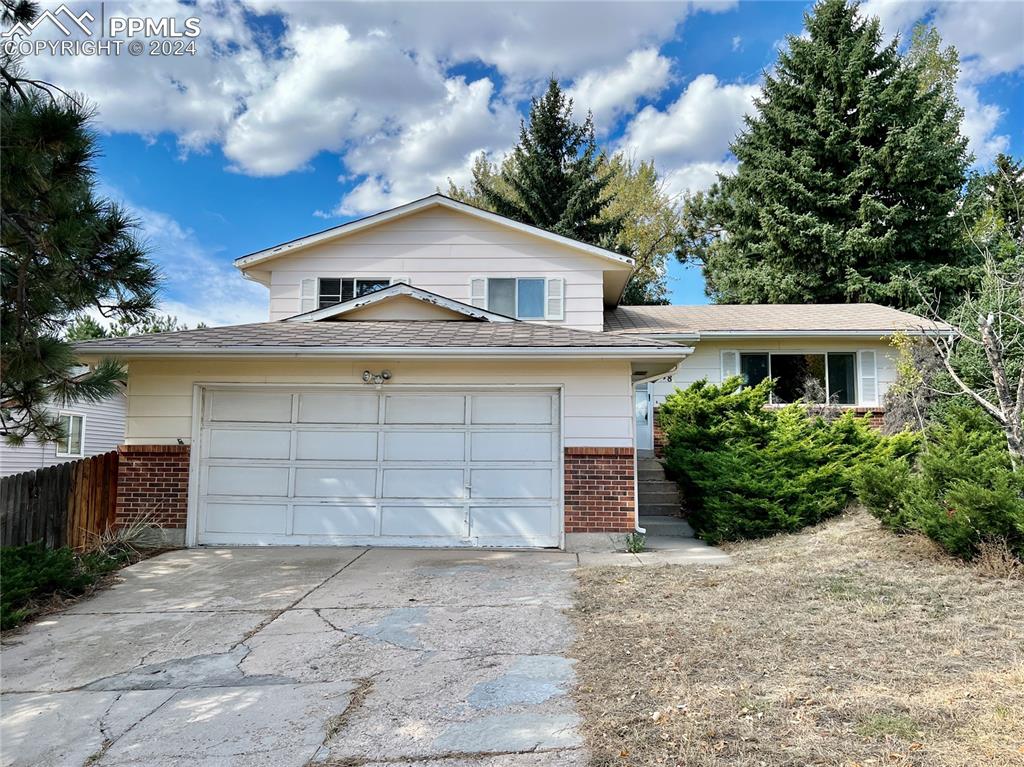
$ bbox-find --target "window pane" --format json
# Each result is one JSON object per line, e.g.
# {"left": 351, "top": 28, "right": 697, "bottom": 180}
{"left": 487, "top": 278, "right": 515, "bottom": 316}
{"left": 517, "top": 278, "right": 545, "bottom": 319}
{"left": 355, "top": 279, "right": 389, "bottom": 297}
{"left": 827, "top": 353, "right": 857, "bottom": 405}
{"left": 56, "top": 415, "right": 70, "bottom": 454}
{"left": 740, "top": 354, "right": 769, "bottom": 386}
{"left": 69, "top": 416, "right": 83, "bottom": 454}
{"left": 771, "top": 354, "right": 826, "bottom": 404}
{"left": 318, "top": 278, "right": 341, "bottom": 309}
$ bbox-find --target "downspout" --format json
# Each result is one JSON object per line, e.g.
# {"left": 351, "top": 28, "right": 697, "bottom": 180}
{"left": 629, "top": 363, "right": 684, "bottom": 534}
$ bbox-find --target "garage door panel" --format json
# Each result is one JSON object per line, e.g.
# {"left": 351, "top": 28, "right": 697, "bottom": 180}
{"left": 209, "top": 391, "right": 292, "bottom": 423}
{"left": 295, "top": 431, "right": 378, "bottom": 461}
{"left": 471, "top": 506, "right": 552, "bottom": 538}
{"left": 470, "top": 469, "right": 552, "bottom": 499}
{"left": 385, "top": 395, "right": 465, "bottom": 424}
{"left": 472, "top": 395, "right": 552, "bottom": 424}
{"left": 471, "top": 432, "right": 552, "bottom": 462}
{"left": 207, "top": 429, "right": 291, "bottom": 460}
{"left": 294, "top": 468, "right": 377, "bottom": 498}
{"left": 298, "top": 393, "right": 379, "bottom": 424}
{"left": 292, "top": 505, "right": 376, "bottom": 536}
{"left": 205, "top": 503, "right": 287, "bottom": 534}
{"left": 383, "top": 468, "right": 465, "bottom": 498}
{"left": 384, "top": 432, "right": 464, "bottom": 461}
{"left": 206, "top": 466, "right": 290, "bottom": 497}
{"left": 381, "top": 505, "right": 466, "bottom": 537}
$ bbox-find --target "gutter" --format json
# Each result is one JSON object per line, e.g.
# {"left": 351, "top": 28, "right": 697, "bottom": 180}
{"left": 72, "top": 345, "right": 693, "bottom": 360}
{"left": 620, "top": 328, "right": 951, "bottom": 340}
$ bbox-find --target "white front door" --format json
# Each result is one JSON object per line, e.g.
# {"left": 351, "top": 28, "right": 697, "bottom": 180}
{"left": 634, "top": 383, "right": 653, "bottom": 451}
{"left": 194, "top": 387, "right": 561, "bottom": 548}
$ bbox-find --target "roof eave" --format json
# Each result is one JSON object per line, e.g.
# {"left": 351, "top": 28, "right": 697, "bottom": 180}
{"left": 74, "top": 346, "right": 692, "bottom": 361}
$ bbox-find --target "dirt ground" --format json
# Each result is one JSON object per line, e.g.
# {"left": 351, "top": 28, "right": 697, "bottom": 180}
{"left": 571, "top": 510, "right": 1024, "bottom": 767}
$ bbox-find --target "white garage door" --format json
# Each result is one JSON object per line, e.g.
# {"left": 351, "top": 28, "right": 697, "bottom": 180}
{"left": 194, "top": 388, "right": 561, "bottom": 547}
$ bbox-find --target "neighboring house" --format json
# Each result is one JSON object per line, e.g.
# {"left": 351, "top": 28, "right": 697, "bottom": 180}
{"left": 0, "top": 389, "right": 127, "bottom": 477}
{"left": 74, "top": 194, "right": 941, "bottom": 549}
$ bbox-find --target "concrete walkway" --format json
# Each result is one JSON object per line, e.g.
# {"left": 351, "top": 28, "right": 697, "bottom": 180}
{"left": 1, "top": 547, "right": 586, "bottom": 767}
{"left": 575, "top": 516, "right": 733, "bottom": 567}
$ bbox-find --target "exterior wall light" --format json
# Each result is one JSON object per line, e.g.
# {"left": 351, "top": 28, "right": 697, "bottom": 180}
{"left": 362, "top": 370, "right": 392, "bottom": 385}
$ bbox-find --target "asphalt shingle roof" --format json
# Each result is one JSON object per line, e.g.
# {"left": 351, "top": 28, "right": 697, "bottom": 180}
{"left": 604, "top": 303, "right": 947, "bottom": 334}
{"left": 73, "top": 320, "right": 674, "bottom": 352}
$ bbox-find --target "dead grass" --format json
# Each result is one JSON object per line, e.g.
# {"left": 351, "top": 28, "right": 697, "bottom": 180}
{"left": 571, "top": 509, "right": 1024, "bottom": 767}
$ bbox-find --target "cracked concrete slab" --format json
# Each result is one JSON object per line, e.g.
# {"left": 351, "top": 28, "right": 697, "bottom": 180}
{"left": 65, "top": 547, "right": 364, "bottom": 613}
{"left": 0, "top": 547, "right": 586, "bottom": 766}
{"left": 1, "top": 610, "right": 272, "bottom": 692}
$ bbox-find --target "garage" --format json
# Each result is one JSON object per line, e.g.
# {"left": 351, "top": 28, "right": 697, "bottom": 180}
{"left": 192, "top": 386, "right": 562, "bottom": 547}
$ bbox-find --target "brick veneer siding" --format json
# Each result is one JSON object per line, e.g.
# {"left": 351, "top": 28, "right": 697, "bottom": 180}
{"left": 564, "top": 447, "right": 636, "bottom": 533}
{"left": 652, "top": 407, "right": 668, "bottom": 459}
{"left": 116, "top": 445, "right": 191, "bottom": 532}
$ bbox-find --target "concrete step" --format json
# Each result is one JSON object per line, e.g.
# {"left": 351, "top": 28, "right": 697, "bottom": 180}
{"left": 638, "top": 491, "right": 681, "bottom": 506}
{"left": 638, "top": 502, "right": 683, "bottom": 516}
{"left": 637, "top": 458, "right": 664, "bottom": 472}
{"left": 638, "top": 469, "right": 667, "bottom": 481}
{"left": 639, "top": 515, "right": 694, "bottom": 537}
{"left": 638, "top": 479, "right": 679, "bottom": 493}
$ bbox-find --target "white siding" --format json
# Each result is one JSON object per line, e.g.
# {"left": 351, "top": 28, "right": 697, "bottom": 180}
{"left": 0, "top": 393, "right": 127, "bottom": 477}
{"left": 122, "top": 358, "right": 635, "bottom": 449}
{"left": 649, "top": 338, "right": 898, "bottom": 410}
{"left": 258, "top": 208, "right": 615, "bottom": 331}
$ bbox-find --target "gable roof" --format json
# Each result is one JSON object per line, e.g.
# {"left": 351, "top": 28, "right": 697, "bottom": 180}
{"left": 285, "top": 283, "right": 516, "bottom": 323}
{"left": 605, "top": 303, "right": 952, "bottom": 337}
{"left": 233, "top": 194, "right": 635, "bottom": 271}
{"left": 71, "top": 320, "right": 688, "bottom": 361}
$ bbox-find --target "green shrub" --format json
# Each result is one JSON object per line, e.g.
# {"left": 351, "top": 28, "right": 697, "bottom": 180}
{"left": 660, "top": 378, "right": 918, "bottom": 545}
{"left": 0, "top": 543, "right": 129, "bottom": 630}
{"left": 856, "top": 406, "right": 1024, "bottom": 562}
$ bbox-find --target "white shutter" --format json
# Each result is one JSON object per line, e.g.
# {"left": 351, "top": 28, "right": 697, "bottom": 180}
{"left": 470, "top": 277, "right": 486, "bottom": 308}
{"left": 720, "top": 350, "right": 739, "bottom": 381}
{"left": 545, "top": 278, "right": 564, "bottom": 320}
{"left": 858, "top": 350, "right": 878, "bottom": 406}
{"left": 300, "top": 278, "right": 317, "bottom": 313}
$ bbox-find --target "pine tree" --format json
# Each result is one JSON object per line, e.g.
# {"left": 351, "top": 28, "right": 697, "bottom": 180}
{"left": 679, "top": 0, "right": 969, "bottom": 309}
{"left": 472, "top": 79, "right": 621, "bottom": 247}
{"left": 1, "top": 86, "right": 158, "bottom": 444}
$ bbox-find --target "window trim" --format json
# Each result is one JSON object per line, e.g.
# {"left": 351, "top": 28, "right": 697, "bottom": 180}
{"left": 55, "top": 411, "right": 86, "bottom": 458}
{"left": 470, "top": 276, "right": 564, "bottom": 321}
{"left": 728, "top": 350, "right": 861, "bottom": 406}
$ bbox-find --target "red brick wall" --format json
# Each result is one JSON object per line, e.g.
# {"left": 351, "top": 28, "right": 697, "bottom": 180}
{"left": 564, "top": 447, "right": 635, "bottom": 533}
{"left": 653, "top": 407, "right": 667, "bottom": 459}
{"left": 116, "top": 445, "right": 191, "bottom": 531}
{"left": 849, "top": 407, "right": 886, "bottom": 428}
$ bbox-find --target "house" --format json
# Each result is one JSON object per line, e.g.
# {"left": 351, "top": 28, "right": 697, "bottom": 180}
{"left": 73, "top": 194, "right": 939, "bottom": 549}
{"left": 0, "top": 388, "right": 127, "bottom": 478}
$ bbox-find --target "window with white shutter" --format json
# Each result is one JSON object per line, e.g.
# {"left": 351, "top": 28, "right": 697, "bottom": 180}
{"left": 300, "top": 278, "right": 317, "bottom": 313}
{"left": 469, "top": 278, "right": 486, "bottom": 308}
{"left": 545, "top": 278, "right": 564, "bottom": 320}
{"left": 858, "top": 350, "right": 878, "bottom": 406}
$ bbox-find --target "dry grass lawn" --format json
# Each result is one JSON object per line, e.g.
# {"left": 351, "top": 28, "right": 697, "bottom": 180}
{"left": 572, "top": 510, "right": 1024, "bottom": 767}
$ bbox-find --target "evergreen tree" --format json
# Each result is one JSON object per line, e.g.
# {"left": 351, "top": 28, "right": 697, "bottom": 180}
{"left": 1, "top": 85, "right": 158, "bottom": 444}
{"left": 471, "top": 79, "right": 621, "bottom": 247}
{"left": 678, "top": 1, "right": 969, "bottom": 309}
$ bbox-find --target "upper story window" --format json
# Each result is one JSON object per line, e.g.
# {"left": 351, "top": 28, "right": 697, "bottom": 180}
{"left": 470, "top": 277, "right": 564, "bottom": 320}
{"left": 55, "top": 413, "right": 84, "bottom": 457}
{"left": 300, "top": 277, "right": 409, "bottom": 313}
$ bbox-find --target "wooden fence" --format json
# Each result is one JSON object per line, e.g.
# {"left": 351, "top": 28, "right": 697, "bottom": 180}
{"left": 0, "top": 451, "right": 119, "bottom": 550}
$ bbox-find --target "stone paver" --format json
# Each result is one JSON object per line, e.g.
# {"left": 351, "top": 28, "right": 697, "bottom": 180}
{"left": 0, "top": 547, "right": 586, "bottom": 767}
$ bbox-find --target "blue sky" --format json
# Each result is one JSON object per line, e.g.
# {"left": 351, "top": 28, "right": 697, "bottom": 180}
{"left": 25, "top": 1, "right": 1023, "bottom": 324}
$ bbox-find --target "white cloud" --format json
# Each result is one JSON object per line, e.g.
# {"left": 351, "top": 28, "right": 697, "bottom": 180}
{"left": 958, "top": 84, "right": 1010, "bottom": 165}
{"left": 122, "top": 200, "right": 265, "bottom": 326}
{"left": 618, "top": 74, "right": 758, "bottom": 195}
{"left": 664, "top": 160, "right": 737, "bottom": 198}
{"left": 731, "top": 35, "right": 742, "bottom": 52}
{"left": 331, "top": 77, "right": 521, "bottom": 215}
{"left": 567, "top": 48, "right": 672, "bottom": 130}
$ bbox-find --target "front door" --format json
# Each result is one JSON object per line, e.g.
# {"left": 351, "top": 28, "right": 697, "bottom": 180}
{"left": 634, "top": 383, "right": 653, "bottom": 452}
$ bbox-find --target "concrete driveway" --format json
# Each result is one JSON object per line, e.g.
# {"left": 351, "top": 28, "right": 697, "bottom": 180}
{"left": 1, "top": 547, "right": 585, "bottom": 767}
